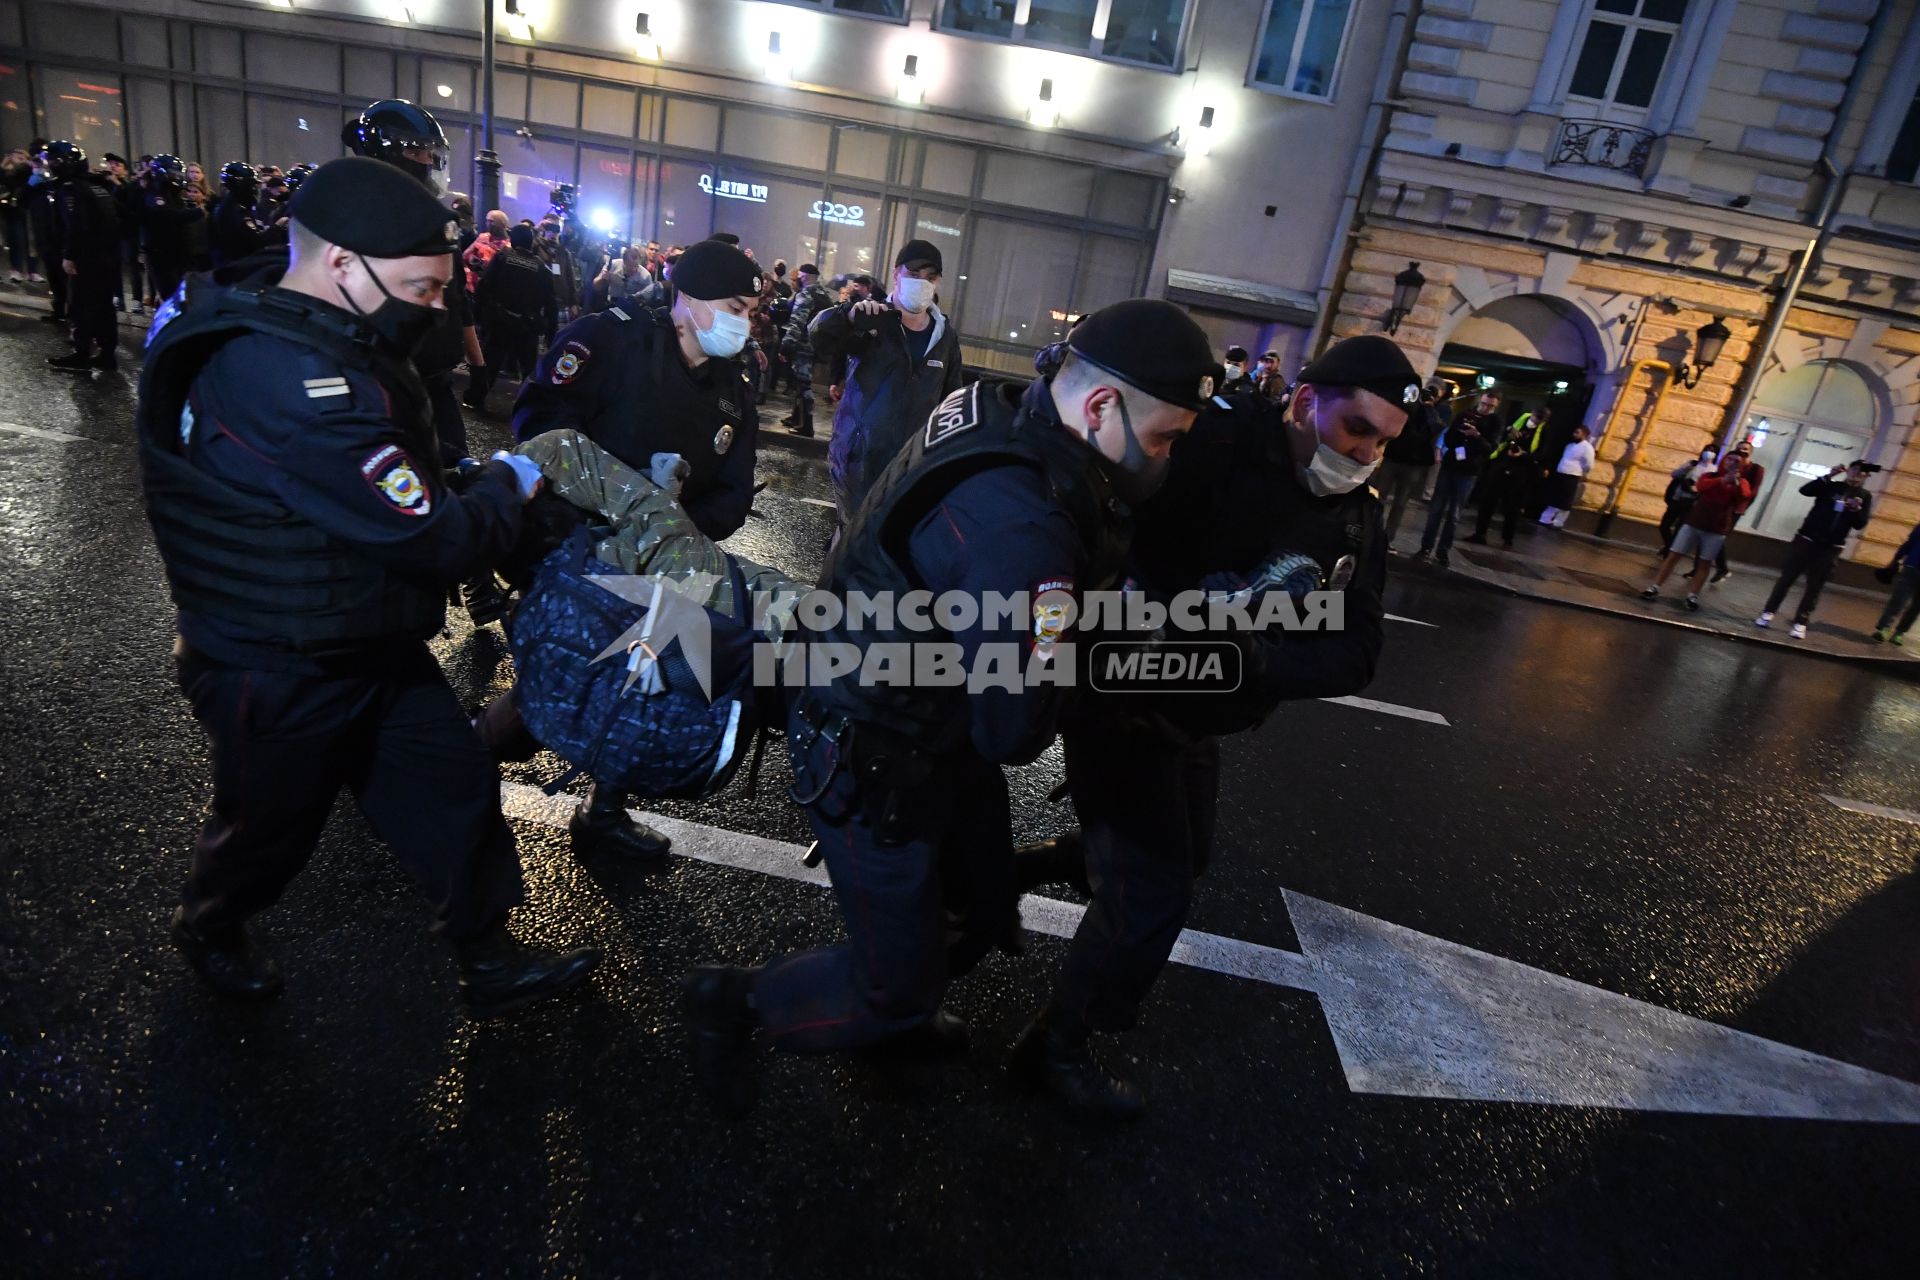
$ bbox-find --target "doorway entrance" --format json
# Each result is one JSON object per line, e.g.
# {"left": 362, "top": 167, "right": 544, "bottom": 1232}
{"left": 1734, "top": 361, "right": 1880, "bottom": 541}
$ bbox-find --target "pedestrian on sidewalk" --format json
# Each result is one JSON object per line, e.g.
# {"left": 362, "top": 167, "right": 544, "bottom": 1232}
{"left": 1710, "top": 438, "right": 1764, "bottom": 585}
{"left": 1870, "top": 521, "right": 1920, "bottom": 645}
{"left": 1757, "top": 462, "right": 1875, "bottom": 639}
{"left": 1466, "top": 434, "right": 1533, "bottom": 548}
{"left": 1641, "top": 452, "right": 1752, "bottom": 611}
{"left": 1659, "top": 444, "right": 1718, "bottom": 556}
{"left": 1537, "top": 426, "right": 1595, "bottom": 528}
{"left": 1376, "top": 377, "right": 1442, "bottom": 543}
{"left": 1416, "top": 387, "right": 1500, "bottom": 567}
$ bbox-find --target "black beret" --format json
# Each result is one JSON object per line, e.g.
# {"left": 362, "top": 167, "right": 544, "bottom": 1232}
{"left": 1067, "top": 298, "right": 1217, "bottom": 411}
{"left": 508, "top": 223, "right": 534, "bottom": 251}
{"left": 1297, "top": 335, "right": 1422, "bottom": 410}
{"left": 289, "top": 157, "right": 456, "bottom": 257}
{"left": 705, "top": 231, "right": 741, "bottom": 246}
{"left": 672, "top": 239, "right": 761, "bottom": 301}
{"left": 796, "top": 262, "right": 819, "bottom": 276}
{"left": 894, "top": 239, "right": 942, "bottom": 273}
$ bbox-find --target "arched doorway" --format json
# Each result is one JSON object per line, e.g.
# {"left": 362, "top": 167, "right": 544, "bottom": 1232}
{"left": 1436, "top": 295, "right": 1601, "bottom": 444}
{"left": 1735, "top": 361, "right": 1882, "bottom": 540}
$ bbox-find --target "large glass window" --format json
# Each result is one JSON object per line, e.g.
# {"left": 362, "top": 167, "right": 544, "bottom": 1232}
{"left": 28, "top": 5, "right": 117, "bottom": 61}
{"left": 498, "top": 134, "right": 576, "bottom": 226}
{"left": 531, "top": 76, "right": 578, "bottom": 129}
{"left": 127, "top": 77, "right": 174, "bottom": 158}
{"left": 664, "top": 98, "right": 719, "bottom": 151}
{"left": 583, "top": 83, "right": 637, "bottom": 137}
{"left": 124, "top": 17, "right": 170, "bottom": 70}
{"left": 245, "top": 95, "right": 330, "bottom": 172}
{"left": 708, "top": 167, "right": 828, "bottom": 267}
{"left": 34, "top": 66, "right": 125, "bottom": 160}
{"left": 907, "top": 203, "right": 967, "bottom": 317}
{"left": 657, "top": 159, "right": 715, "bottom": 244}
{"left": 962, "top": 216, "right": 1081, "bottom": 347}
{"left": 245, "top": 34, "right": 338, "bottom": 96}
{"left": 919, "top": 139, "right": 975, "bottom": 195}
{"left": 938, "top": 0, "right": 1187, "bottom": 67}
{"left": 1566, "top": 0, "right": 1688, "bottom": 112}
{"left": 195, "top": 85, "right": 244, "bottom": 174}
{"left": 1742, "top": 361, "right": 1880, "bottom": 540}
{"left": 578, "top": 144, "right": 638, "bottom": 240}
{"left": 421, "top": 62, "right": 474, "bottom": 115}
{"left": 1251, "top": 0, "right": 1354, "bottom": 100}
{"left": 768, "top": 0, "right": 909, "bottom": 18}
{"left": 817, "top": 184, "right": 880, "bottom": 281}
{"left": 1886, "top": 87, "right": 1920, "bottom": 184}
{"left": 194, "top": 28, "right": 242, "bottom": 80}
{"left": 346, "top": 48, "right": 395, "bottom": 102}
{"left": 834, "top": 125, "right": 891, "bottom": 182}
{"left": 980, "top": 150, "right": 1092, "bottom": 217}
{"left": 1075, "top": 235, "right": 1147, "bottom": 313}
{"left": 722, "top": 107, "right": 830, "bottom": 171}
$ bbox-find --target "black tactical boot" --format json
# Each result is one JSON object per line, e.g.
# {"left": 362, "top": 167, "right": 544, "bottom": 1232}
{"left": 453, "top": 925, "right": 599, "bottom": 1020}
{"left": 170, "top": 906, "right": 284, "bottom": 999}
{"left": 1009, "top": 1011, "right": 1146, "bottom": 1119}
{"left": 462, "top": 573, "right": 512, "bottom": 627}
{"left": 47, "top": 350, "right": 94, "bottom": 372}
{"left": 569, "top": 784, "right": 671, "bottom": 862}
{"left": 683, "top": 965, "right": 760, "bottom": 1116}
{"left": 1012, "top": 830, "right": 1090, "bottom": 895}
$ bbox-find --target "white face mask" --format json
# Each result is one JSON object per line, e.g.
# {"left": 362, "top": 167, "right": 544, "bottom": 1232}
{"left": 686, "top": 299, "right": 750, "bottom": 358}
{"left": 894, "top": 275, "right": 936, "bottom": 314}
{"left": 1300, "top": 441, "right": 1381, "bottom": 497}
{"left": 1225, "top": 363, "right": 1245, "bottom": 379}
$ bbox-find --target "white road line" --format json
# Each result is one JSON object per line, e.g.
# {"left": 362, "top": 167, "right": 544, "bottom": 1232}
{"left": 795, "top": 497, "right": 838, "bottom": 510}
{"left": 1318, "top": 695, "right": 1450, "bottom": 726}
{"left": 1385, "top": 613, "right": 1437, "bottom": 627}
{"left": 0, "top": 421, "right": 96, "bottom": 444}
{"left": 1822, "top": 795, "right": 1920, "bottom": 827}
{"left": 498, "top": 780, "right": 1920, "bottom": 1122}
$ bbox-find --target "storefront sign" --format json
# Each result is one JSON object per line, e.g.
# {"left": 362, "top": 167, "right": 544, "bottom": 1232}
{"left": 812, "top": 199, "right": 865, "bottom": 228}
{"left": 699, "top": 174, "right": 768, "bottom": 203}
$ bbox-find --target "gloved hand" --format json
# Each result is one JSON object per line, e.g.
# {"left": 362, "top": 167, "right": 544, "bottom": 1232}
{"left": 492, "top": 450, "right": 544, "bottom": 502}
{"left": 649, "top": 451, "right": 691, "bottom": 499}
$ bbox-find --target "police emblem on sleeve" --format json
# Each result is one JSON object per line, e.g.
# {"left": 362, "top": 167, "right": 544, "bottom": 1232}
{"left": 1031, "top": 579, "right": 1076, "bottom": 665}
{"left": 714, "top": 423, "right": 735, "bottom": 455}
{"left": 552, "top": 340, "right": 592, "bottom": 385}
{"left": 1402, "top": 383, "right": 1420, "bottom": 405}
{"left": 361, "top": 444, "right": 432, "bottom": 517}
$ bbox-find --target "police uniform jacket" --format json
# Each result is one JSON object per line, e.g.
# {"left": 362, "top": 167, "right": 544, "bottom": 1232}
{"left": 210, "top": 194, "right": 285, "bottom": 268}
{"left": 55, "top": 173, "right": 120, "bottom": 271}
{"left": 137, "top": 268, "right": 525, "bottom": 674}
{"left": 140, "top": 187, "right": 200, "bottom": 264}
{"left": 803, "top": 376, "right": 1131, "bottom": 766}
{"left": 476, "top": 246, "right": 557, "bottom": 334}
{"left": 810, "top": 301, "right": 964, "bottom": 515}
{"left": 512, "top": 304, "right": 758, "bottom": 541}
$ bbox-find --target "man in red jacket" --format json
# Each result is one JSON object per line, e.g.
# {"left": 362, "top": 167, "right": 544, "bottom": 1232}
{"left": 1640, "top": 453, "right": 1752, "bottom": 610}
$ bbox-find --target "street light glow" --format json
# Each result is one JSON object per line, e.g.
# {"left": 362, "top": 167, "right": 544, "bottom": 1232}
{"left": 589, "top": 207, "right": 617, "bottom": 233}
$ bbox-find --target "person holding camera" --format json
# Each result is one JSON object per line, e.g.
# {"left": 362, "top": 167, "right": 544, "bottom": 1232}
{"left": 1640, "top": 452, "right": 1753, "bottom": 610}
{"left": 1465, "top": 429, "right": 1536, "bottom": 549}
{"left": 1757, "top": 461, "right": 1876, "bottom": 639}
{"left": 808, "top": 239, "right": 964, "bottom": 522}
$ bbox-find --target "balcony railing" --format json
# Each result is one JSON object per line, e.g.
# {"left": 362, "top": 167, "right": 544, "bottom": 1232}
{"left": 1550, "top": 119, "right": 1658, "bottom": 178}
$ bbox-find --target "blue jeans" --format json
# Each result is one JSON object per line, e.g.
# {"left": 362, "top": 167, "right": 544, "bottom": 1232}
{"left": 1421, "top": 468, "right": 1475, "bottom": 554}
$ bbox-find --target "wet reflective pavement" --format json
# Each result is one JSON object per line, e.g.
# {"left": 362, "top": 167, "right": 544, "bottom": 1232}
{"left": 2, "top": 311, "right": 1917, "bottom": 1277}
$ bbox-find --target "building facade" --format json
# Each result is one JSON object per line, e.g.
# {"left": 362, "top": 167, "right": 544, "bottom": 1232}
{"left": 1320, "top": 0, "right": 1920, "bottom": 562}
{"left": 0, "top": 0, "right": 1396, "bottom": 377}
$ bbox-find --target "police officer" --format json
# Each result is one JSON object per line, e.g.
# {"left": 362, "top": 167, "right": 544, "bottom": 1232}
{"left": 1012, "top": 334, "right": 1415, "bottom": 1115}
{"left": 810, "top": 238, "right": 964, "bottom": 523}
{"left": 343, "top": 100, "right": 484, "bottom": 464}
{"left": 1220, "top": 344, "right": 1256, "bottom": 395}
{"left": 510, "top": 236, "right": 764, "bottom": 862}
{"left": 137, "top": 157, "right": 598, "bottom": 1017}
{"left": 779, "top": 262, "right": 832, "bottom": 437}
{"left": 139, "top": 154, "right": 201, "bottom": 302}
{"left": 681, "top": 299, "right": 1217, "bottom": 1115}
{"left": 209, "top": 161, "right": 287, "bottom": 267}
{"left": 38, "top": 141, "right": 121, "bottom": 375}
{"left": 470, "top": 222, "right": 556, "bottom": 402}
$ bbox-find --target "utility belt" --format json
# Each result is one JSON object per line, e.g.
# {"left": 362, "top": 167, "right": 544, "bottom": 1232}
{"left": 787, "top": 693, "right": 936, "bottom": 848}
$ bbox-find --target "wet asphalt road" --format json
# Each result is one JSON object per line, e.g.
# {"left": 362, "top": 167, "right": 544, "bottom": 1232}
{"left": 1, "top": 309, "right": 1917, "bottom": 1278}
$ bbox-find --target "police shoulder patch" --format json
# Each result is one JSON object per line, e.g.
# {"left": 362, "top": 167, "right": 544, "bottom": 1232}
{"left": 361, "top": 444, "right": 432, "bottom": 517}
{"left": 924, "top": 382, "right": 981, "bottom": 450}
{"left": 552, "top": 339, "right": 592, "bottom": 385}
{"left": 1030, "top": 578, "right": 1076, "bottom": 664}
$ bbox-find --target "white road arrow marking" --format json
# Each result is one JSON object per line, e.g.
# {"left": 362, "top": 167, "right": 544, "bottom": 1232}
{"left": 1318, "top": 695, "right": 1450, "bottom": 726}
{"left": 1823, "top": 795, "right": 1920, "bottom": 827}
{"left": 500, "top": 782, "right": 1920, "bottom": 1123}
{"left": 0, "top": 421, "right": 95, "bottom": 444}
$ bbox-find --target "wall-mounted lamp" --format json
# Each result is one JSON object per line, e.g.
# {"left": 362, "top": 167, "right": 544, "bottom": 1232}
{"left": 1384, "top": 262, "right": 1425, "bottom": 335}
{"left": 504, "top": 0, "right": 533, "bottom": 42}
{"left": 384, "top": 2, "right": 413, "bottom": 20}
{"left": 1191, "top": 105, "right": 1215, "bottom": 156}
{"left": 1675, "top": 316, "right": 1730, "bottom": 388}
{"left": 1030, "top": 77, "right": 1057, "bottom": 128}
{"left": 766, "top": 31, "right": 788, "bottom": 81}
{"left": 634, "top": 13, "right": 658, "bottom": 60}
{"left": 898, "top": 53, "right": 923, "bottom": 104}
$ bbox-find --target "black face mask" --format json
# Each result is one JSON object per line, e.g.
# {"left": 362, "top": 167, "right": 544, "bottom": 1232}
{"left": 339, "top": 254, "right": 442, "bottom": 356}
{"left": 1100, "top": 392, "right": 1169, "bottom": 505}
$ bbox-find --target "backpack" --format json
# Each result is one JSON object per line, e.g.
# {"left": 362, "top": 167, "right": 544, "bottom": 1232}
{"left": 509, "top": 526, "right": 766, "bottom": 799}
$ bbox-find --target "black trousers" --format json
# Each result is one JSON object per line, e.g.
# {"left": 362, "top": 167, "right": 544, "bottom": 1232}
{"left": 174, "top": 641, "right": 526, "bottom": 941}
{"left": 422, "top": 370, "right": 469, "bottom": 465}
{"left": 1473, "top": 482, "right": 1526, "bottom": 544}
{"left": 1762, "top": 536, "right": 1842, "bottom": 623}
{"left": 479, "top": 317, "right": 539, "bottom": 388}
{"left": 1658, "top": 500, "right": 1690, "bottom": 552}
{"left": 68, "top": 266, "right": 119, "bottom": 357}
{"left": 755, "top": 705, "right": 1016, "bottom": 1052}
{"left": 40, "top": 249, "right": 67, "bottom": 318}
{"left": 148, "top": 254, "right": 186, "bottom": 305}
{"left": 1055, "top": 724, "right": 1221, "bottom": 1034}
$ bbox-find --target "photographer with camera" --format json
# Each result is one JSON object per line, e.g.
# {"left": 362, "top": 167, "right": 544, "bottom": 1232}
{"left": 1756, "top": 460, "right": 1876, "bottom": 640}
{"left": 808, "top": 239, "right": 963, "bottom": 521}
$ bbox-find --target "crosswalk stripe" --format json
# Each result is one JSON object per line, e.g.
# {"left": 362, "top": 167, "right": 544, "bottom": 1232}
{"left": 1822, "top": 795, "right": 1920, "bottom": 826}
{"left": 1318, "top": 695, "right": 1450, "bottom": 726}
{"left": 1385, "top": 613, "right": 1436, "bottom": 627}
{"left": 796, "top": 497, "right": 837, "bottom": 509}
